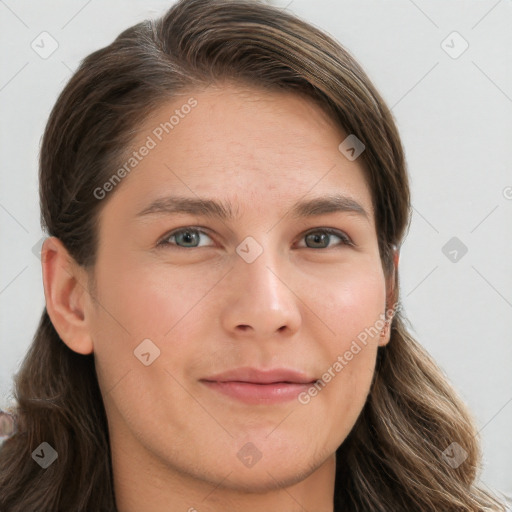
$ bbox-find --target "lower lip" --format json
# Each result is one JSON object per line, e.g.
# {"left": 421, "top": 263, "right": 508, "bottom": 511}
{"left": 201, "top": 380, "right": 315, "bottom": 404}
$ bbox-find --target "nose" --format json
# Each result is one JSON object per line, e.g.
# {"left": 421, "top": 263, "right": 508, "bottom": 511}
{"left": 219, "top": 245, "right": 302, "bottom": 340}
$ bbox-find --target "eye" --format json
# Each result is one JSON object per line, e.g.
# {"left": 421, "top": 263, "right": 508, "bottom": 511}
{"left": 157, "top": 227, "right": 214, "bottom": 249}
{"left": 156, "top": 226, "right": 353, "bottom": 250}
{"left": 297, "top": 228, "right": 353, "bottom": 249}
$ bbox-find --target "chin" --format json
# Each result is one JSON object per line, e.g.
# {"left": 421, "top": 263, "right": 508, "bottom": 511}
{"left": 212, "top": 460, "right": 319, "bottom": 494}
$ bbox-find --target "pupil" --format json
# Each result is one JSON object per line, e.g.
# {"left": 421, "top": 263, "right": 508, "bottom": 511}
{"left": 309, "top": 233, "right": 328, "bottom": 248}
{"left": 180, "top": 231, "right": 197, "bottom": 246}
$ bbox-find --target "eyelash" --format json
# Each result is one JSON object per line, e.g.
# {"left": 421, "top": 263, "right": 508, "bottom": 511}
{"left": 156, "top": 226, "right": 354, "bottom": 250}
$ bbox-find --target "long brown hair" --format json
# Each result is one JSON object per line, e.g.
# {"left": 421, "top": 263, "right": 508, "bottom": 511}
{"left": 0, "top": 0, "right": 507, "bottom": 510}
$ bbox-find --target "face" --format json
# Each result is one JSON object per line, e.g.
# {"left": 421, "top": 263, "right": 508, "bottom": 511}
{"left": 84, "top": 84, "right": 391, "bottom": 492}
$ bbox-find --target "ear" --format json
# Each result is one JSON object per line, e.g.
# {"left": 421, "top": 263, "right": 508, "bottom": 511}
{"left": 378, "top": 245, "right": 400, "bottom": 347}
{"left": 41, "top": 236, "right": 94, "bottom": 355}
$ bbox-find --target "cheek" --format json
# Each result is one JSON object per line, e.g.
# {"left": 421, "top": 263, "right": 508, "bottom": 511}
{"left": 307, "top": 261, "right": 387, "bottom": 344}
{"left": 93, "top": 253, "right": 220, "bottom": 337}
{"left": 302, "top": 263, "right": 385, "bottom": 416}
{"left": 90, "top": 259, "right": 214, "bottom": 437}
{"left": 90, "top": 257, "right": 224, "bottom": 389}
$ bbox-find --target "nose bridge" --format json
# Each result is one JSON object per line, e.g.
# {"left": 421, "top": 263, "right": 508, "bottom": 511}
{"left": 237, "top": 234, "right": 287, "bottom": 306}
{"left": 241, "top": 243, "right": 283, "bottom": 298}
{"left": 221, "top": 233, "right": 301, "bottom": 337}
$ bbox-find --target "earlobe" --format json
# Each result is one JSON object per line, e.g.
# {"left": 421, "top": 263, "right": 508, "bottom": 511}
{"left": 41, "top": 236, "right": 94, "bottom": 355}
{"left": 379, "top": 245, "right": 400, "bottom": 347}
{"left": 393, "top": 245, "right": 400, "bottom": 268}
{"left": 379, "top": 320, "right": 391, "bottom": 346}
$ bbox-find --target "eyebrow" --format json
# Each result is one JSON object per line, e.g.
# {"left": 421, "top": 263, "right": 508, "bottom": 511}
{"left": 135, "top": 194, "right": 370, "bottom": 222}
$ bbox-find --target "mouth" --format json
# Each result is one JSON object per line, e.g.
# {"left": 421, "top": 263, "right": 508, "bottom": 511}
{"left": 199, "top": 367, "right": 318, "bottom": 404}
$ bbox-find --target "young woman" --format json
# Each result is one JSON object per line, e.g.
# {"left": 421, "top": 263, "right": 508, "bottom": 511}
{"left": 0, "top": 0, "right": 508, "bottom": 510}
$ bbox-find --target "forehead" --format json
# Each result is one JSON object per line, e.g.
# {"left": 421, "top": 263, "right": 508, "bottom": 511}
{"left": 99, "top": 83, "right": 374, "bottom": 225}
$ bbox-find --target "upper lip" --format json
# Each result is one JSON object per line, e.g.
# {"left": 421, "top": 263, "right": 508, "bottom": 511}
{"left": 201, "top": 367, "right": 317, "bottom": 384}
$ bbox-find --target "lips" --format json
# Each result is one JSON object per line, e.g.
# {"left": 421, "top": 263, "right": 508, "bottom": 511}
{"left": 200, "top": 367, "right": 318, "bottom": 404}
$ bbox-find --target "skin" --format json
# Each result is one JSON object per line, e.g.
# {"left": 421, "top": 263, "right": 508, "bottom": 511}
{"left": 42, "top": 83, "right": 397, "bottom": 512}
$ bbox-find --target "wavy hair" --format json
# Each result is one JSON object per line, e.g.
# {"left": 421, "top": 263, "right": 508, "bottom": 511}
{"left": 0, "top": 0, "right": 507, "bottom": 510}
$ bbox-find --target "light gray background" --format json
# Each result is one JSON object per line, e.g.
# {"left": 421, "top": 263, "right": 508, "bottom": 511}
{"left": 1, "top": 0, "right": 511, "bottom": 500}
